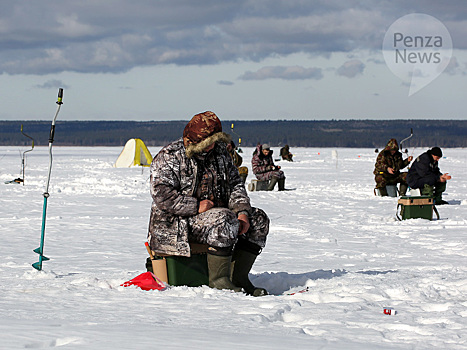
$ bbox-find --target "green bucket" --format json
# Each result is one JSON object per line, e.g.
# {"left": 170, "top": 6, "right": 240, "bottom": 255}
{"left": 165, "top": 254, "right": 209, "bottom": 287}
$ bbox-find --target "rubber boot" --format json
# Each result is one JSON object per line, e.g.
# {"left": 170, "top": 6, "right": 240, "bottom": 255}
{"left": 207, "top": 247, "right": 242, "bottom": 292}
{"left": 267, "top": 176, "right": 279, "bottom": 191}
{"left": 378, "top": 187, "right": 388, "bottom": 197}
{"left": 399, "top": 183, "right": 408, "bottom": 196}
{"left": 278, "top": 178, "right": 285, "bottom": 191}
{"left": 231, "top": 239, "right": 268, "bottom": 297}
{"left": 145, "top": 257, "right": 153, "bottom": 273}
{"left": 433, "top": 182, "right": 448, "bottom": 204}
{"left": 239, "top": 174, "right": 247, "bottom": 184}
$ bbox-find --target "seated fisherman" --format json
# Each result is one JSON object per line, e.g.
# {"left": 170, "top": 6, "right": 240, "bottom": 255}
{"left": 226, "top": 140, "right": 248, "bottom": 184}
{"left": 280, "top": 144, "right": 293, "bottom": 161}
{"left": 251, "top": 143, "right": 286, "bottom": 191}
{"left": 373, "top": 138, "right": 412, "bottom": 196}
{"left": 407, "top": 147, "right": 451, "bottom": 205}
{"left": 147, "top": 111, "right": 269, "bottom": 296}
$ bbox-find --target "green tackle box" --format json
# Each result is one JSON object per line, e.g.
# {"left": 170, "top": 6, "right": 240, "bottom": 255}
{"left": 147, "top": 243, "right": 209, "bottom": 287}
{"left": 396, "top": 195, "right": 438, "bottom": 221}
{"left": 165, "top": 254, "right": 209, "bottom": 287}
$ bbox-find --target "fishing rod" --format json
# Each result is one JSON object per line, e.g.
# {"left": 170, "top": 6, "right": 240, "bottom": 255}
{"left": 33, "top": 88, "right": 64, "bottom": 271}
{"left": 230, "top": 123, "right": 243, "bottom": 153}
{"left": 399, "top": 128, "right": 413, "bottom": 155}
{"left": 20, "top": 124, "right": 35, "bottom": 186}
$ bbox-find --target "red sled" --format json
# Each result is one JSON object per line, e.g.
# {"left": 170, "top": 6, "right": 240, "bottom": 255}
{"left": 121, "top": 271, "right": 166, "bottom": 291}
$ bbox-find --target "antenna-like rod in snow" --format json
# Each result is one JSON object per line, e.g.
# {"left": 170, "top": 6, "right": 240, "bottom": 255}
{"left": 20, "top": 125, "right": 35, "bottom": 186}
{"left": 231, "top": 123, "right": 243, "bottom": 152}
{"left": 399, "top": 128, "right": 413, "bottom": 154}
{"left": 33, "top": 88, "right": 64, "bottom": 271}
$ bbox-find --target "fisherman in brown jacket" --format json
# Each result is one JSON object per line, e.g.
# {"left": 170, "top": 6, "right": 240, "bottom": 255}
{"left": 374, "top": 138, "right": 413, "bottom": 196}
{"left": 148, "top": 111, "right": 269, "bottom": 296}
{"left": 280, "top": 144, "right": 293, "bottom": 162}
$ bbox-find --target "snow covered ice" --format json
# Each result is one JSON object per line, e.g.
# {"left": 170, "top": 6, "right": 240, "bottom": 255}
{"left": 1, "top": 146, "right": 466, "bottom": 349}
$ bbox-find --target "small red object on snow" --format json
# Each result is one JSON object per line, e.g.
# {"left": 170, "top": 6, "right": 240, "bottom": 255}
{"left": 121, "top": 271, "right": 166, "bottom": 291}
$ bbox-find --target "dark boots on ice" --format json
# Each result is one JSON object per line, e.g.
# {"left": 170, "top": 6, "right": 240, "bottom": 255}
{"left": 231, "top": 238, "right": 268, "bottom": 297}
{"left": 267, "top": 176, "right": 286, "bottom": 191}
{"left": 278, "top": 178, "right": 285, "bottom": 191}
{"left": 207, "top": 246, "right": 242, "bottom": 292}
{"left": 378, "top": 187, "right": 388, "bottom": 196}
{"left": 267, "top": 176, "right": 279, "bottom": 191}
{"left": 399, "top": 183, "right": 408, "bottom": 196}
{"left": 239, "top": 174, "right": 247, "bottom": 184}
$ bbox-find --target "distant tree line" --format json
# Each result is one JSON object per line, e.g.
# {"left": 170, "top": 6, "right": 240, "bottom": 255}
{"left": 1, "top": 119, "right": 466, "bottom": 148}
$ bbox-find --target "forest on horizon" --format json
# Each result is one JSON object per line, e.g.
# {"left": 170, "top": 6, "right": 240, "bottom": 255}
{"left": 1, "top": 119, "right": 466, "bottom": 148}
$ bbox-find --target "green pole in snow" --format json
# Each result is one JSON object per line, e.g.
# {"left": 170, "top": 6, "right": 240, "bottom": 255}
{"left": 33, "top": 88, "right": 64, "bottom": 271}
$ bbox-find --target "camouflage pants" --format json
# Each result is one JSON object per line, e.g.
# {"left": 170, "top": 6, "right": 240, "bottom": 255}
{"left": 188, "top": 207, "right": 269, "bottom": 249}
{"left": 255, "top": 169, "right": 285, "bottom": 181}
{"left": 421, "top": 182, "right": 446, "bottom": 202}
{"left": 374, "top": 172, "right": 407, "bottom": 188}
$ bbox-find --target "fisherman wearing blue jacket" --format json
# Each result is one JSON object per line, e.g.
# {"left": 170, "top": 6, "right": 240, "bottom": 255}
{"left": 407, "top": 147, "right": 451, "bottom": 205}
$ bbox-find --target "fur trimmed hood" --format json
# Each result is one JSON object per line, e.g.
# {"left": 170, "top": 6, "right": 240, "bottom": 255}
{"left": 183, "top": 111, "right": 232, "bottom": 158}
{"left": 185, "top": 131, "right": 231, "bottom": 158}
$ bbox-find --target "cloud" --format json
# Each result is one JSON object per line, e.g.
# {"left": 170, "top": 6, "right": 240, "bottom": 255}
{"left": 33, "top": 79, "right": 69, "bottom": 89}
{"left": 239, "top": 66, "right": 323, "bottom": 80}
{"left": 218, "top": 80, "right": 234, "bottom": 86}
{"left": 367, "top": 58, "right": 385, "bottom": 65}
{"left": 336, "top": 60, "right": 365, "bottom": 78}
{"left": 443, "top": 56, "right": 467, "bottom": 75}
{"left": 0, "top": 1, "right": 466, "bottom": 75}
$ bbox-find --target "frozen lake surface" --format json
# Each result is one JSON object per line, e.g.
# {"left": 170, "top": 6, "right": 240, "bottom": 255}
{"left": 1, "top": 146, "right": 466, "bottom": 349}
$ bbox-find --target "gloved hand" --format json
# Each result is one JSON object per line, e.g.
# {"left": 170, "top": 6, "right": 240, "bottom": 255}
{"left": 199, "top": 199, "right": 214, "bottom": 213}
{"left": 237, "top": 214, "right": 250, "bottom": 235}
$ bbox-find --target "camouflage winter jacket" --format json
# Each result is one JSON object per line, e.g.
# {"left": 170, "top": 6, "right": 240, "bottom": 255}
{"left": 373, "top": 139, "right": 410, "bottom": 176}
{"left": 251, "top": 144, "right": 276, "bottom": 181}
{"left": 147, "top": 138, "right": 252, "bottom": 257}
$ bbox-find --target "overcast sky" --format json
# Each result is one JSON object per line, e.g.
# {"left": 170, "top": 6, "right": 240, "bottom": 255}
{"left": 0, "top": 0, "right": 466, "bottom": 121}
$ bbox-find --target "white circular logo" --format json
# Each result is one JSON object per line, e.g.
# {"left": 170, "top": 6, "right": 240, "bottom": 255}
{"left": 383, "top": 14, "right": 453, "bottom": 96}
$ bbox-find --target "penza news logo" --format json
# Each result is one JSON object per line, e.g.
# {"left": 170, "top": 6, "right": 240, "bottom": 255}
{"left": 393, "top": 33, "right": 443, "bottom": 64}
{"left": 383, "top": 13, "right": 452, "bottom": 96}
